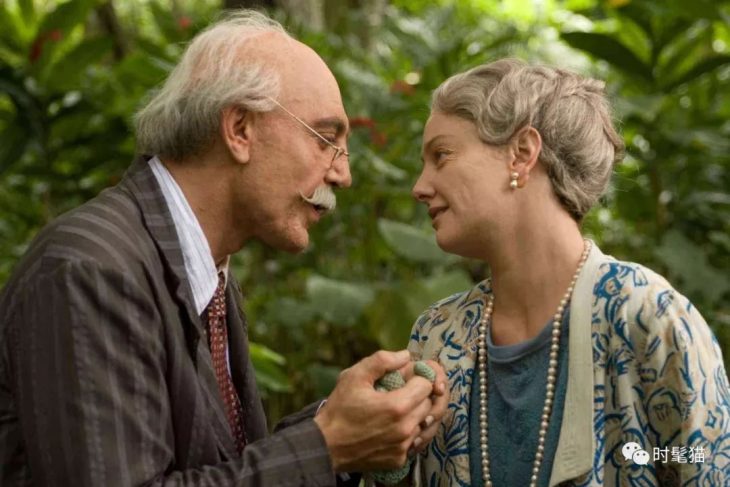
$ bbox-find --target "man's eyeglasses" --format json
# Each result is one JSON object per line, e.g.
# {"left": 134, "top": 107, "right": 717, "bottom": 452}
{"left": 266, "top": 96, "right": 349, "bottom": 163}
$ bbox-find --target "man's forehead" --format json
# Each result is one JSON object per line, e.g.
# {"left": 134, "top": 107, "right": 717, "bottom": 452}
{"left": 278, "top": 62, "right": 344, "bottom": 114}
{"left": 280, "top": 75, "right": 348, "bottom": 131}
{"left": 241, "top": 33, "right": 347, "bottom": 127}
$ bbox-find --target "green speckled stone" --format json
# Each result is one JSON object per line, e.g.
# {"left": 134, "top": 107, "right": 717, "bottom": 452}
{"left": 371, "top": 362, "right": 436, "bottom": 485}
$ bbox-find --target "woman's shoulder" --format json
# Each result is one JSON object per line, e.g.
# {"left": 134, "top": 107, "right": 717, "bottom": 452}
{"left": 409, "top": 280, "right": 489, "bottom": 353}
{"left": 413, "top": 279, "right": 489, "bottom": 327}
{"left": 592, "top": 253, "right": 716, "bottom": 359}
{"left": 593, "top": 253, "right": 690, "bottom": 315}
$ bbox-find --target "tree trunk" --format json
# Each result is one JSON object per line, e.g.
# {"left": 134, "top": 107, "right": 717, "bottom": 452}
{"left": 95, "top": 1, "right": 127, "bottom": 61}
{"left": 278, "top": 0, "right": 325, "bottom": 31}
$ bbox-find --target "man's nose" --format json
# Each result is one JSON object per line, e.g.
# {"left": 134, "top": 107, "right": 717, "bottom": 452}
{"left": 326, "top": 156, "right": 352, "bottom": 188}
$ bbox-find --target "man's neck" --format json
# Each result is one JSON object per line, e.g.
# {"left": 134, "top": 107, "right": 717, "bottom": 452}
{"left": 160, "top": 155, "right": 245, "bottom": 264}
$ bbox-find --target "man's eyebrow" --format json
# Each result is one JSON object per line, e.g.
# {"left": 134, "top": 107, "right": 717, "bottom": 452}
{"left": 312, "top": 118, "right": 350, "bottom": 137}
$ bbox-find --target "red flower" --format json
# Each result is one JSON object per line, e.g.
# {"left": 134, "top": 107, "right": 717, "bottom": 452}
{"left": 28, "top": 30, "right": 63, "bottom": 62}
{"left": 349, "top": 116, "right": 387, "bottom": 147}
{"left": 390, "top": 79, "right": 415, "bottom": 96}
{"left": 178, "top": 16, "right": 192, "bottom": 30}
{"left": 349, "top": 116, "right": 375, "bottom": 128}
{"left": 370, "top": 130, "right": 388, "bottom": 147}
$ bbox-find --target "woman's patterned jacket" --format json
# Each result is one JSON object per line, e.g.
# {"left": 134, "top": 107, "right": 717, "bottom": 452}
{"left": 408, "top": 243, "right": 730, "bottom": 486}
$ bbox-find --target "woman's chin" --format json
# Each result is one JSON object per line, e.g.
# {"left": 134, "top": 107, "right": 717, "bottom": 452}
{"left": 435, "top": 232, "right": 483, "bottom": 260}
{"left": 435, "top": 232, "right": 461, "bottom": 255}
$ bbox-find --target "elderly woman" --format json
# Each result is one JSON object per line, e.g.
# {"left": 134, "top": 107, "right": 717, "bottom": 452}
{"left": 408, "top": 59, "right": 730, "bottom": 487}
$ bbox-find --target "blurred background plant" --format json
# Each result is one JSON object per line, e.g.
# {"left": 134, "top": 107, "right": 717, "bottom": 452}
{"left": 1, "top": 0, "right": 728, "bottom": 424}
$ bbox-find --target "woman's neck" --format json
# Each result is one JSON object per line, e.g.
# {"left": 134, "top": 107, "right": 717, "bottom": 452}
{"left": 484, "top": 210, "right": 585, "bottom": 345}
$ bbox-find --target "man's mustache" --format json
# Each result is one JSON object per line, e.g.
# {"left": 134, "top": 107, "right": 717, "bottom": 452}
{"left": 300, "top": 185, "right": 336, "bottom": 212}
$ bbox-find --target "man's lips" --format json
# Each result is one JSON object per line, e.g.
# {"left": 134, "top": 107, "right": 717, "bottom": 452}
{"left": 307, "top": 203, "right": 326, "bottom": 220}
{"left": 428, "top": 207, "right": 448, "bottom": 219}
{"left": 310, "top": 202, "right": 327, "bottom": 215}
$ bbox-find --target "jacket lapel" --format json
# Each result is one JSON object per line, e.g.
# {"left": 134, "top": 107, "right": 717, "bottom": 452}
{"left": 549, "top": 241, "right": 603, "bottom": 485}
{"left": 226, "top": 280, "right": 268, "bottom": 442}
{"left": 121, "top": 156, "right": 238, "bottom": 459}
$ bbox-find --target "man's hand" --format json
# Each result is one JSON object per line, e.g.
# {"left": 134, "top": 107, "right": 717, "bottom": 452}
{"left": 398, "top": 359, "right": 447, "bottom": 454}
{"left": 313, "top": 350, "right": 437, "bottom": 472}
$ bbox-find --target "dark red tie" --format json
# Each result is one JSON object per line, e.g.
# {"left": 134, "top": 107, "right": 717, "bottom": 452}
{"left": 204, "top": 272, "right": 246, "bottom": 454}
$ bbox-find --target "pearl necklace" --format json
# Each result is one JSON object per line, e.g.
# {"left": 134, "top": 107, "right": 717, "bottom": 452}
{"left": 478, "top": 240, "right": 591, "bottom": 487}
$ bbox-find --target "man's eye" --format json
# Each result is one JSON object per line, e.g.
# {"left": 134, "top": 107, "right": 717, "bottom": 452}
{"left": 319, "top": 134, "right": 337, "bottom": 144}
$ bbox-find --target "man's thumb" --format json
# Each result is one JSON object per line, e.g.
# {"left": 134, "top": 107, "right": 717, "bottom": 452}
{"left": 359, "top": 350, "right": 411, "bottom": 381}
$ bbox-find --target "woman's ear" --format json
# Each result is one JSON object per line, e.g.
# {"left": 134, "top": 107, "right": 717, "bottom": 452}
{"left": 509, "top": 125, "right": 542, "bottom": 188}
{"left": 220, "top": 106, "right": 254, "bottom": 164}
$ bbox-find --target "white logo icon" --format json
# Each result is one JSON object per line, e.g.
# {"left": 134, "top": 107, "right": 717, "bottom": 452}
{"left": 622, "top": 442, "right": 650, "bottom": 465}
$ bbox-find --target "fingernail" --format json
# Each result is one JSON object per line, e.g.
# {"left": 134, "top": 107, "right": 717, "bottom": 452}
{"left": 424, "top": 415, "right": 434, "bottom": 427}
{"left": 438, "top": 381, "right": 446, "bottom": 394}
{"left": 396, "top": 350, "right": 410, "bottom": 361}
{"left": 413, "top": 437, "right": 423, "bottom": 448}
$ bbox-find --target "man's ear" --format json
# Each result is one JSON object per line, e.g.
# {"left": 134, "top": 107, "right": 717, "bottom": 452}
{"left": 220, "top": 105, "right": 254, "bottom": 164}
{"left": 509, "top": 125, "right": 542, "bottom": 188}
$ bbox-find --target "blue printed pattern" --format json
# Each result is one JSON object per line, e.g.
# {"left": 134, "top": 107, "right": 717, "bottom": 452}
{"left": 408, "top": 254, "right": 730, "bottom": 486}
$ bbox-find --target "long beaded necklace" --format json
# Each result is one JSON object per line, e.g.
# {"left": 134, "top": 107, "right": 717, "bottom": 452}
{"left": 477, "top": 240, "right": 591, "bottom": 487}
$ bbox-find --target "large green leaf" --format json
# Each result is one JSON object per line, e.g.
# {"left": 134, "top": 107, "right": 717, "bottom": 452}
{"left": 18, "top": 0, "right": 34, "bottom": 26}
{"left": 249, "top": 342, "right": 292, "bottom": 393}
{"left": 366, "top": 288, "right": 416, "bottom": 351}
{"left": 148, "top": 1, "right": 188, "bottom": 42}
{"left": 0, "top": 123, "right": 29, "bottom": 175}
{"left": 655, "top": 18, "right": 693, "bottom": 55}
{"left": 29, "top": 0, "right": 96, "bottom": 76}
{"left": 613, "top": 94, "right": 665, "bottom": 123}
{"left": 561, "top": 31, "right": 653, "bottom": 82}
{"left": 662, "top": 55, "right": 730, "bottom": 92}
{"left": 616, "top": 2, "right": 653, "bottom": 39}
{"left": 306, "top": 275, "right": 376, "bottom": 326}
{"left": 37, "top": 0, "right": 94, "bottom": 35}
{"left": 264, "top": 297, "right": 317, "bottom": 328}
{"left": 0, "top": 3, "right": 30, "bottom": 50}
{"left": 307, "top": 363, "right": 341, "bottom": 397}
{"left": 655, "top": 230, "right": 729, "bottom": 306}
{"left": 0, "top": 68, "right": 44, "bottom": 168}
{"left": 657, "top": 25, "right": 712, "bottom": 84}
{"left": 44, "top": 37, "right": 113, "bottom": 91}
{"left": 378, "top": 218, "right": 454, "bottom": 263}
{"left": 367, "top": 270, "right": 473, "bottom": 350}
{"left": 662, "top": 0, "right": 722, "bottom": 21}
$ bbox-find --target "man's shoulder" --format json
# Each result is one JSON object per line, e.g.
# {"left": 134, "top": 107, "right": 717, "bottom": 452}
{"left": 3, "top": 183, "right": 157, "bottom": 294}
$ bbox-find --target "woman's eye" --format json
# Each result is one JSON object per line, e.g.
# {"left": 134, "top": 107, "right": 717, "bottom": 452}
{"left": 434, "top": 149, "right": 452, "bottom": 164}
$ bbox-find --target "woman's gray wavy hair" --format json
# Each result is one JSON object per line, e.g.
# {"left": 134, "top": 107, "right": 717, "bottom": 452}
{"left": 432, "top": 58, "right": 625, "bottom": 221}
{"left": 134, "top": 10, "right": 289, "bottom": 161}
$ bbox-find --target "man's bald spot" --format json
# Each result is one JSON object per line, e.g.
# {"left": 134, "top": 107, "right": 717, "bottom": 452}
{"left": 241, "top": 32, "right": 348, "bottom": 136}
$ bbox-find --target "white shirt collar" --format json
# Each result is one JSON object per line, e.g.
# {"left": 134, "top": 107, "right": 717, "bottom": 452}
{"left": 148, "top": 156, "right": 225, "bottom": 315}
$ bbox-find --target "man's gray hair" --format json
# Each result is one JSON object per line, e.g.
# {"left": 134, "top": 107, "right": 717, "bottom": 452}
{"left": 432, "top": 58, "right": 625, "bottom": 221}
{"left": 134, "top": 10, "right": 290, "bottom": 160}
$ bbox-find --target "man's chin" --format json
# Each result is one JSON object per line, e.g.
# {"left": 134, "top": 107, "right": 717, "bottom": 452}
{"left": 271, "top": 232, "right": 310, "bottom": 254}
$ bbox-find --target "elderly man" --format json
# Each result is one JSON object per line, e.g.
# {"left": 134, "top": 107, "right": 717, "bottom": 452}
{"left": 0, "top": 10, "right": 446, "bottom": 486}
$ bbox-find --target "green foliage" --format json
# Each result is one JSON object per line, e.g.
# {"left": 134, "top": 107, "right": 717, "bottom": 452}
{"left": 0, "top": 0, "right": 727, "bottom": 424}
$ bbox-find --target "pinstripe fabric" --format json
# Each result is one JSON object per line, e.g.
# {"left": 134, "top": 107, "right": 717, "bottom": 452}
{"left": 0, "top": 156, "right": 336, "bottom": 486}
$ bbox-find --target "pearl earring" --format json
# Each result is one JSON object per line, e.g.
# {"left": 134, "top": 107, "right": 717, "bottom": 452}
{"left": 509, "top": 171, "right": 519, "bottom": 190}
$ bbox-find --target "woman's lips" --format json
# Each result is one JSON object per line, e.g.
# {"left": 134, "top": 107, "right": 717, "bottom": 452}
{"left": 428, "top": 207, "right": 448, "bottom": 220}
